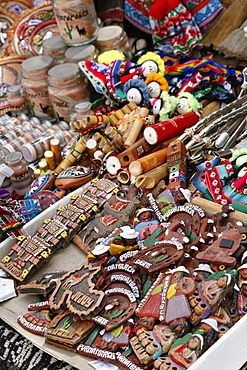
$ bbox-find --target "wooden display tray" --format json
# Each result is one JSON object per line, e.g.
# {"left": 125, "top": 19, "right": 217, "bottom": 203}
{"left": 1, "top": 195, "right": 247, "bottom": 370}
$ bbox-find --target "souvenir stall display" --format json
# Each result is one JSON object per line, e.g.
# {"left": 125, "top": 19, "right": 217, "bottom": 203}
{"left": 1, "top": 0, "right": 247, "bottom": 370}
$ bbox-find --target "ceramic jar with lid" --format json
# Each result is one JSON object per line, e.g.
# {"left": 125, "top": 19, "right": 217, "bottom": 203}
{"left": 7, "top": 85, "right": 29, "bottom": 116}
{"left": 43, "top": 35, "right": 68, "bottom": 64}
{"left": 5, "top": 152, "right": 32, "bottom": 195}
{"left": 48, "top": 63, "right": 89, "bottom": 122}
{"left": 0, "top": 151, "right": 13, "bottom": 193}
{"left": 2, "top": 129, "right": 42, "bottom": 156}
{"left": 64, "top": 44, "right": 98, "bottom": 63}
{"left": 21, "top": 55, "right": 55, "bottom": 119}
{"left": 53, "top": 0, "right": 99, "bottom": 46}
{"left": 95, "top": 25, "right": 132, "bottom": 60}
{"left": 74, "top": 101, "right": 93, "bottom": 119}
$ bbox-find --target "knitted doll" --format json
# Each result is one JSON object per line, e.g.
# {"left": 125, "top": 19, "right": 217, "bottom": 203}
{"left": 124, "top": 79, "right": 150, "bottom": 106}
{"left": 79, "top": 54, "right": 165, "bottom": 106}
{"left": 137, "top": 51, "right": 166, "bottom": 77}
{"left": 152, "top": 90, "right": 178, "bottom": 120}
{"left": 149, "top": 0, "right": 203, "bottom": 57}
{"left": 175, "top": 92, "right": 202, "bottom": 114}
{"left": 145, "top": 73, "right": 169, "bottom": 98}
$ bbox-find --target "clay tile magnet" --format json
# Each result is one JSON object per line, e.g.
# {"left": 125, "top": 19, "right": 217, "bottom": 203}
{"left": 45, "top": 310, "right": 95, "bottom": 346}
{"left": 49, "top": 262, "right": 106, "bottom": 320}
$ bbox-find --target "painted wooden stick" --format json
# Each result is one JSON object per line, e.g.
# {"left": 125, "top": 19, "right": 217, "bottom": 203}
{"left": 122, "top": 121, "right": 134, "bottom": 140}
{"left": 129, "top": 147, "right": 168, "bottom": 177}
{"left": 144, "top": 111, "right": 201, "bottom": 145}
{"left": 135, "top": 163, "right": 168, "bottom": 189}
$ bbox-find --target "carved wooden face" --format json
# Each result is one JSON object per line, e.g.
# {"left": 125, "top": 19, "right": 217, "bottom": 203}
{"left": 188, "top": 335, "right": 201, "bottom": 350}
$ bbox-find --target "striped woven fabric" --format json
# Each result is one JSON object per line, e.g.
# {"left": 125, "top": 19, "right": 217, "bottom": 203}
{"left": 0, "top": 319, "right": 77, "bottom": 370}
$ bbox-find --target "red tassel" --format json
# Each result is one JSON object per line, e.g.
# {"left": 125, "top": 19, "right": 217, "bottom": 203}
{"left": 120, "top": 71, "right": 137, "bottom": 84}
{"left": 233, "top": 172, "right": 247, "bottom": 189}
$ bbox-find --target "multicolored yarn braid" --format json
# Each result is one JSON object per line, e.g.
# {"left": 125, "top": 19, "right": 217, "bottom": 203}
{"left": 165, "top": 57, "right": 243, "bottom": 84}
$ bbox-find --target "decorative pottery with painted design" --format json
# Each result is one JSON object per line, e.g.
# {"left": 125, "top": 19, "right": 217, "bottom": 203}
{"left": 7, "top": 1, "right": 59, "bottom": 56}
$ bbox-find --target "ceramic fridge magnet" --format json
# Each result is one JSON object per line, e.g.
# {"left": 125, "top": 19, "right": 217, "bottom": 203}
{"left": 162, "top": 204, "right": 206, "bottom": 239}
{"left": 130, "top": 325, "right": 178, "bottom": 364}
{"left": 153, "top": 331, "right": 207, "bottom": 370}
{"left": 77, "top": 320, "right": 135, "bottom": 357}
{"left": 0, "top": 8, "right": 17, "bottom": 57}
{"left": 196, "top": 228, "right": 242, "bottom": 268}
{"left": 17, "top": 309, "right": 52, "bottom": 336}
{"left": 45, "top": 310, "right": 95, "bottom": 348}
{"left": 96, "top": 266, "right": 142, "bottom": 298}
{"left": 0, "top": 55, "right": 28, "bottom": 115}
{"left": 77, "top": 334, "right": 144, "bottom": 368}
{"left": 211, "top": 204, "right": 247, "bottom": 243}
{"left": 7, "top": 1, "right": 59, "bottom": 56}
{"left": 197, "top": 271, "right": 236, "bottom": 314}
{"left": 135, "top": 267, "right": 196, "bottom": 333}
{"left": 73, "top": 194, "right": 140, "bottom": 252}
{"left": 28, "top": 298, "right": 51, "bottom": 312}
{"left": 17, "top": 271, "right": 67, "bottom": 295}
{"left": 91, "top": 279, "right": 138, "bottom": 331}
{"left": 49, "top": 262, "right": 106, "bottom": 320}
{"left": 129, "top": 240, "right": 185, "bottom": 273}
{"left": 90, "top": 264, "right": 140, "bottom": 331}
{"left": 0, "top": 234, "right": 58, "bottom": 282}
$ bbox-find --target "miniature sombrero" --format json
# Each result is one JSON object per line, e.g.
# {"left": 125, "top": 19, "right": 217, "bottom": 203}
{"left": 91, "top": 243, "right": 110, "bottom": 255}
{"left": 120, "top": 228, "right": 139, "bottom": 239}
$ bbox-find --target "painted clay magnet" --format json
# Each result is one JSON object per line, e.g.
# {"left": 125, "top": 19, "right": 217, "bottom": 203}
{"left": 17, "top": 271, "right": 66, "bottom": 295}
{"left": 45, "top": 310, "right": 95, "bottom": 346}
{"left": 49, "top": 262, "right": 106, "bottom": 320}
